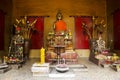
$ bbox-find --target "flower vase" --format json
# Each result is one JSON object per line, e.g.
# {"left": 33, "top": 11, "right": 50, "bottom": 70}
{"left": 23, "top": 39, "right": 31, "bottom": 60}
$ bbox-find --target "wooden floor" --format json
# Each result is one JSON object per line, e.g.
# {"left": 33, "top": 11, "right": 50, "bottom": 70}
{"left": 0, "top": 58, "right": 120, "bottom": 80}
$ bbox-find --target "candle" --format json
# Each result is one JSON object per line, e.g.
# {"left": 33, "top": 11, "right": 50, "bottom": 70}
{"left": 40, "top": 47, "right": 45, "bottom": 64}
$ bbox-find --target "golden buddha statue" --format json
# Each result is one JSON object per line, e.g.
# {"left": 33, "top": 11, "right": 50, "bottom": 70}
{"left": 53, "top": 11, "right": 67, "bottom": 32}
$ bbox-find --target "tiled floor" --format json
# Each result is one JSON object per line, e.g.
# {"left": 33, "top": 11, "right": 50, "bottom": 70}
{"left": 0, "top": 58, "right": 120, "bottom": 80}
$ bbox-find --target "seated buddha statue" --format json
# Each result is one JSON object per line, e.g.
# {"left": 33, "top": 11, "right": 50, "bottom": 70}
{"left": 53, "top": 11, "right": 67, "bottom": 32}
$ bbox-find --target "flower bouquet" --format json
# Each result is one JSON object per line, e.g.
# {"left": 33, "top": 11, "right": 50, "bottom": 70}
{"left": 14, "top": 16, "right": 37, "bottom": 39}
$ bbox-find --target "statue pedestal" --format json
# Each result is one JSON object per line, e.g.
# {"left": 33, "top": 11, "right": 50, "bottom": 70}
{"left": 49, "top": 67, "right": 75, "bottom": 78}
{"left": 31, "top": 63, "right": 50, "bottom": 76}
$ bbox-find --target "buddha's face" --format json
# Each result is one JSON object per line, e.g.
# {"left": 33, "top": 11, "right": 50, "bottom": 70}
{"left": 56, "top": 12, "right": 63, "bottom": 20}
{"left": 57, "top": 14, "right": 62, "bottom": 20}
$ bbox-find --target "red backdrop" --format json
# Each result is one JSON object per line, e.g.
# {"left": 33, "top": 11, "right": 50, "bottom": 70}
{"left": 113, "top": 9, "right": 120, "bottom": 50}
{"left": 0, "top": 10, "right": 5, "bottom": 50}
{"left": 74, "top": 16, "right": 92, "bottom": 49}
{"left": 27, "top": 16, "right": 44, "bottom": 49}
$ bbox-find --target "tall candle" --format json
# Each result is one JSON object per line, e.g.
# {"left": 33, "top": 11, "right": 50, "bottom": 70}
{"left": 40, "top": 47, "right": 45, "bottom": 63}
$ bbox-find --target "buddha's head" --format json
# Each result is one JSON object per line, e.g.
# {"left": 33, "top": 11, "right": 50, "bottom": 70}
{"left": 56, "top": 10, "right": 63, "bottom": 20}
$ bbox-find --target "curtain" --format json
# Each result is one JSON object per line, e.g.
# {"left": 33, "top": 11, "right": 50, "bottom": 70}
{"left": 113, "top": 9, "right": 120, "bottom": 50}
{"left": 27, "top": 16, "right": 44, "bottom": 49}
{"left": 74, "top": 16, "right": 92, "bottom": 49}
{"left": 0, "top": 10, "right": 5, "bottom": 50}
